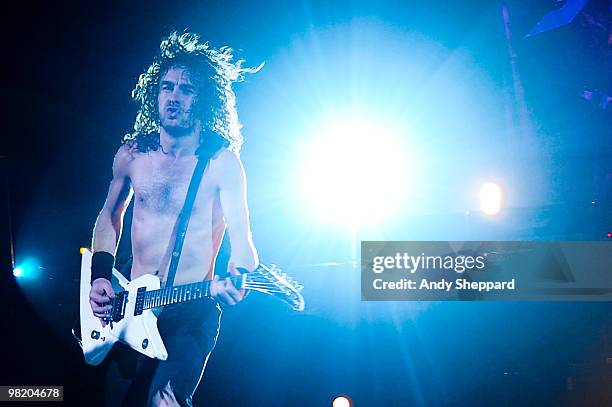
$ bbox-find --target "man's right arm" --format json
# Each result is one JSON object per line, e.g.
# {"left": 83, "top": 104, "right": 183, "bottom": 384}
{"left": 89, "top": 145, "right": 134, "bottom": 325}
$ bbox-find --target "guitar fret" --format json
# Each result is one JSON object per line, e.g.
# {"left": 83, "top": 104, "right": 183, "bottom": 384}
{"left": 141, "top": 281, "right": 215, "bottom": 310}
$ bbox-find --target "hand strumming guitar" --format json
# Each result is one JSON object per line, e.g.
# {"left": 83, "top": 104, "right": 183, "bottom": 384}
{"left": 89, "top": 278, "right": 115, "bottom": 327}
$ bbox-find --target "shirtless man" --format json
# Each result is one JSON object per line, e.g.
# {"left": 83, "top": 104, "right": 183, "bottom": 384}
{"left": 88, "top": 32, "right": 259, "bottom": 406}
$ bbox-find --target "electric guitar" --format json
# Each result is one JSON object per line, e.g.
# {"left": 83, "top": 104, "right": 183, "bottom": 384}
{"left": 76, "top": 249, "right": 304, "bottom": 366}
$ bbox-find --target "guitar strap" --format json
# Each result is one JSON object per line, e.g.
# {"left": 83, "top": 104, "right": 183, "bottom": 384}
{"left": 162, "top": 139, "right": 225, "bottom": 287}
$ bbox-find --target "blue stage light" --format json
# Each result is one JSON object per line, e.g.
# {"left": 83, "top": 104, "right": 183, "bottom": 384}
{"left": 12, "top": 258, "right": 42, "bottom": 280}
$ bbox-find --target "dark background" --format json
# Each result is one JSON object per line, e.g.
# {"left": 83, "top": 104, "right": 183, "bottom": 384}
{"left": 2, "top": 1, "right": 611, "bottom": 406}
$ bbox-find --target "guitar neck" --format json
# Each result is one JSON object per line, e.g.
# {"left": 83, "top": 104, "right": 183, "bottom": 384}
{"left": 141, "top": 276, "right": 242, "bottom": 309}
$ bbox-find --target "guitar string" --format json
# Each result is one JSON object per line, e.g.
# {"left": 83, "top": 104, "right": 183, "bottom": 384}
{"left": 140, "top": 282, "right": 288, "bottom": 308}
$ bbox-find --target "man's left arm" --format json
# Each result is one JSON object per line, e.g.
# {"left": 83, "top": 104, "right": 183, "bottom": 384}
{"left": 211, "top": 150, "right": 259, "bottom": 305}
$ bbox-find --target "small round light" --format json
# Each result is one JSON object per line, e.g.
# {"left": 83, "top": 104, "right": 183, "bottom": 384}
{"left": 332, "top": 395, "right": 352, "bottom": 407}
{"left": 479, "top": 182, "right": 503, "bottom": 215}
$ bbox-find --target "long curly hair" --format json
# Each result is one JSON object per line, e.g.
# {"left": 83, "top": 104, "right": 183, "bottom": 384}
{"left": 123, "top": 31, "right": 261, "bottom": 153}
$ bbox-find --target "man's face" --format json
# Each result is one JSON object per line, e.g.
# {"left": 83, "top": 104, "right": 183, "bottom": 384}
{"left": 158, "top": 66, "right": 198, "bottom": 134}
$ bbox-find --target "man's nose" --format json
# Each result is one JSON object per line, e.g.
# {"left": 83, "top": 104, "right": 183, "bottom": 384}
{"left": 169, "top": 87, "right": 183, "bottom": 101}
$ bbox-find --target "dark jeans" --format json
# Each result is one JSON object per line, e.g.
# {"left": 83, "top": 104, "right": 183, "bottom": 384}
{"left": 104, "top": 298, "right": 221, "bottom": 407}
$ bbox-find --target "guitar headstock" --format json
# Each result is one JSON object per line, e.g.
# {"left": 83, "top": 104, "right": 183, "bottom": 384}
{"left": 243, "top": 264, "right": 305, "bottom": 311}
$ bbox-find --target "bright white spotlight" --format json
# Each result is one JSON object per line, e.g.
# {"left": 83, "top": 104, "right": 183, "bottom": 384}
{"left": 299, "top": 119, "right": 409, "bottom": 225}
{"left": 332, "top": 395, "right": 352, "bottom": 407}
{"left": 13, "top": 267, "right": 23, "bottom": 277}
{"left": 479, "top": 182, "right": 503, "bottom": 215}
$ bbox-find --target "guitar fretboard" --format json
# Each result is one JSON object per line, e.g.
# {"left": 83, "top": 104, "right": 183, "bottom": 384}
{"left": 142, "top": 281, "right": 212, "bottom": 309}
{"left": 141, "top": 275, "right": 243, "bottom": 309}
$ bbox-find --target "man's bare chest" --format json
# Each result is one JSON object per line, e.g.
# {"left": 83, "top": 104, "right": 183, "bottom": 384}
{"left": 130, "top": 156, "right": 217, "bottom": 215}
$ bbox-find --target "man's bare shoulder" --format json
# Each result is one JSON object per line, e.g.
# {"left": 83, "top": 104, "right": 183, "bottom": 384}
{"left": 212, "top": 148, "right": 240, "bottom": 165}
{"left": 112, "top": 143, "right": 139, "bottom": 177}
{"left": 211, "top": 148, "right": 244, "bottom": 180}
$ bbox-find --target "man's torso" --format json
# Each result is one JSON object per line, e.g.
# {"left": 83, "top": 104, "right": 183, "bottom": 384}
{"left": 126, "top": 147, "right": 227, "bottom": 285}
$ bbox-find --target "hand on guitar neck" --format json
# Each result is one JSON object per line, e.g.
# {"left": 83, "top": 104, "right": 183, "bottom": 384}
{"left": 209, "top": 263, "right": 246, "bottom": 306}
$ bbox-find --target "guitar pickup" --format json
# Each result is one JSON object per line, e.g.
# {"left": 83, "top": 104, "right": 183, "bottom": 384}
{"left": 134, "top": 287, "right": 146, "bottom": 316}
{"left": 111, "top": 291, "right": 128, "bottom": 322}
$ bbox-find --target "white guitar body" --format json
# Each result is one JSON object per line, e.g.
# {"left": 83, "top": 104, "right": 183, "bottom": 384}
{"left": 79, "top": 249, "right": 168, "bottom": 366}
